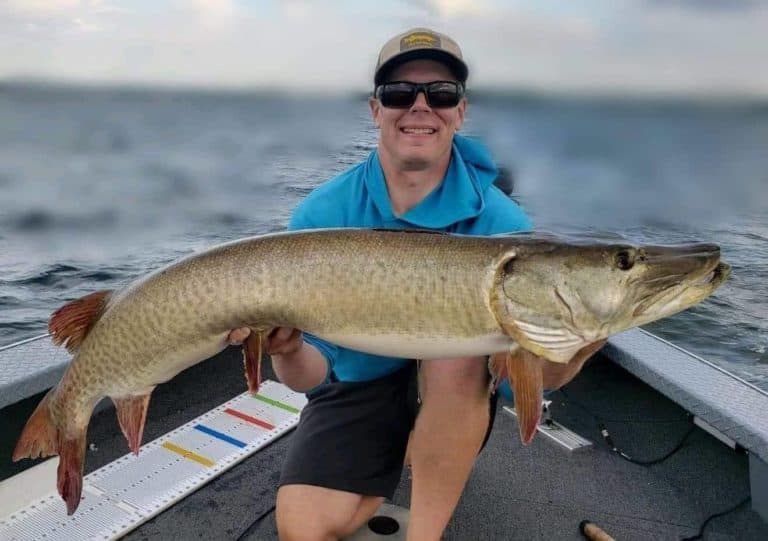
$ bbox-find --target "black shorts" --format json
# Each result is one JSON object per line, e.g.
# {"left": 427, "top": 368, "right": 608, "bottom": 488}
{"left": 278, "top": 363, "right": 498, "bottom": 498}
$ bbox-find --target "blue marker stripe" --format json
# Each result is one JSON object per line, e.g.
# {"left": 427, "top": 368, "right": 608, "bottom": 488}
{"left": 194, "top": 424, "right": 247, "bottom": 448}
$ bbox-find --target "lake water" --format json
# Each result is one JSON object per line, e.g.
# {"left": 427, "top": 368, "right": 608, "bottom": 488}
{"left": 0, "top": 84, "right": 766, "bottom": 388}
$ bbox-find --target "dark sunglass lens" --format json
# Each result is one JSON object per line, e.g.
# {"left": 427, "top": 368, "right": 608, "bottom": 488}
{"left": 426, "top": 82, "right": 461, "bottom": 108}
{"left": 378, "top": 82, "right": 462, "bottom": 109}
{"left": 380, "top": 83, "right": 416, "bottom": 108}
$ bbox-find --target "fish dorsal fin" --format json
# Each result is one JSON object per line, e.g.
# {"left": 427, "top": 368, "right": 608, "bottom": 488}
{"left": 49, "top": 290, "right": 113, "bottom": 353}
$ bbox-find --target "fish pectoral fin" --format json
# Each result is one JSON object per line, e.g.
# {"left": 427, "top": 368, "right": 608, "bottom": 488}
{"left": 506, "top": 349, "right": 545, "bottom": 445}
{"left": 58, "top": 433, "right": 87, "bottom": 515}
{"left": 242, "top": 329, "right": 264, "bottom": 394}
{"left": 505, "top": 340, "right": 608, "bottom": 444}
{"left": 49, "top": 290, "right": 113, "bottom": 353}
{"left": 113, "top": 393, "right": 152, "bottom": 455}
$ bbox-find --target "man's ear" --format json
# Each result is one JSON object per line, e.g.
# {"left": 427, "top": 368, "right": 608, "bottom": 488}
{"left": 369, "top": 96, "right": 381, "bottom": 128}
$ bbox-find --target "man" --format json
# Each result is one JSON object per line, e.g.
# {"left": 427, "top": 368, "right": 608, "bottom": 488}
{"left": 232, "top": 28, "right": 531, "bottom": 540}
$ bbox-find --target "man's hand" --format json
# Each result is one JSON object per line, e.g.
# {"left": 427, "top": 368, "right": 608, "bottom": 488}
{"left": 226, "top": 327, "right": 303, "bottom": 355}
{"left": 264, "top": 327, "right": 304, "bottom": 356}
{"left": 227, "top": 327, "right": 252, "bottom": 346}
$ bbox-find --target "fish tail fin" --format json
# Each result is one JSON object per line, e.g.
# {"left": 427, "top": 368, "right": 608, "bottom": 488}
{"left": 242, "top": 329, "right": 264, "bottom": 394}
{"left": 113, "top": 393, "right": 152, "bottom": 455}
{"left": 14, "top": 388, "right": 91, "bottom": 514}
{"left": 13, "top": 389, "right": 59, "bottom": 461}
{"left": 507, "top": 350, "right": 544, "bottom": 445}
{"left": 57, "top": 432, "right": 87, "bottom": 515}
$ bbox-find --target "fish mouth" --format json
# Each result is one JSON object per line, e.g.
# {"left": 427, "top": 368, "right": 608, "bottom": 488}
{"left": 694, "top": 262, "right": 731, "bottom": 288}
{"left": 632, "top": 259, "right": 730, "bottom": 318}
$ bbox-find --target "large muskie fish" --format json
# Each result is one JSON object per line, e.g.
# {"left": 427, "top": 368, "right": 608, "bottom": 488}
{"left": 13, "top": 229, "right": 729, "bottom": 514}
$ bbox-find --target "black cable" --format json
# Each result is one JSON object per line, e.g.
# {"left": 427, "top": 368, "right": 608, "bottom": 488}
{"left": 599, "top": 420, "right": 696, "bottom": 466}
{"left": 235, "top": 503, "right": 276, "bottom": 541}
{"left": 557, "top": 388, "right": 694, "bottom": 466}
{"left": 679, "top": 496, "right": 751, "bottom": 541}
{"left": 554, "top": 392, "right": 751, "bottom": 539}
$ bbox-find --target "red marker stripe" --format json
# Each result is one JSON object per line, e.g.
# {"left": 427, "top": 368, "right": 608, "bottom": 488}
{"left": 224, "top": 408, "right": 275, "bottom": 430}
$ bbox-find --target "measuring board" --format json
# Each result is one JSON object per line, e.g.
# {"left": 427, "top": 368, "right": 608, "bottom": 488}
{"left": 0, "top": 380, "right": 306, "bottom": 540}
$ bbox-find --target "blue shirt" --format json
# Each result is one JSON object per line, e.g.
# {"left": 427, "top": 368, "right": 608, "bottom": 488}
{"left": 288, "top": 134, "right": 532, "bottom": 383}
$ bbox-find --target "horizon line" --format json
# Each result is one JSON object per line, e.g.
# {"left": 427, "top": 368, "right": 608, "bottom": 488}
{"left": 2, "top": 77, "right": 767, "bottom": 105}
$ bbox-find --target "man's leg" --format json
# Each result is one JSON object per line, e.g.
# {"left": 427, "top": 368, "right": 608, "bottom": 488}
{"left": 276, "top": 485, "right": 383, "bottom": 541}
{"left": 277, "top": 365, "right": 415, "bottom": 540}
{"left": 407, "top": 357, "right": 489, "bottom": 541}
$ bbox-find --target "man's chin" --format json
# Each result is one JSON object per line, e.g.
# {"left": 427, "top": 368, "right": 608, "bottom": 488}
{"left": 400, "top": 156, "right": 433, "bottom": 170}
{"left": 398, "top": 149, "right": 437, "bottom": 169}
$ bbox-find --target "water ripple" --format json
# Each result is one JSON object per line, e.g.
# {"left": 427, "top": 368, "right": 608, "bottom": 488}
{"left": 0, "top": 88, "right": 766, "bottom": 389}
{"left": 5, "top": 209, "right": 117, "bottom": 232}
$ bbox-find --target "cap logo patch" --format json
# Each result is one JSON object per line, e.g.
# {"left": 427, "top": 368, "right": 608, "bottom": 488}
{"left": 400, "top": 32, "right": 440, "bottom": 51}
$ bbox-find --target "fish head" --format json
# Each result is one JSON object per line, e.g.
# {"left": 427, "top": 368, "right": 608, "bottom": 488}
{"left": 491, "top": 236, "right": 730, "bottom": 363}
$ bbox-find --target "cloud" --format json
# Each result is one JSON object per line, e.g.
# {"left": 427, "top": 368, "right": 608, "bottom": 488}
{"left": 0, "top": 0, "right": 122, "bottom": 35}
{"left": 412, "top": 0, "right": 494, "bottom": 18}
{"left": 187, "top": 0, "right": 236, "bottom": 27}
{"left": 71, "top": 16, "right": 101, "bottom": 32}
{"left": 3, "top": 0, "right": 81, "bottom": 15}
{"left": 0, "top": 1, "right": 766, "bottom": 97}
{"left": 646, "top": 0, "right": 766, "bottom": 12}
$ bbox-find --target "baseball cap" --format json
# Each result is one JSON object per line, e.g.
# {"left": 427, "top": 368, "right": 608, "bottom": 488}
{"left": 374, "top": 27, "right": 468, "bottom": 86}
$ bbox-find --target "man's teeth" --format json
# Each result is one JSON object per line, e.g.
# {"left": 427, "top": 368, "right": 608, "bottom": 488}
{"left": 402, "top": 128, "right": 435, "bottom": 134}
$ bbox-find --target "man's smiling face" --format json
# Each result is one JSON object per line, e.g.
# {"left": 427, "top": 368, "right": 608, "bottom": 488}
{"left": 370, "top": 59, "right": 466, "bottom": 172}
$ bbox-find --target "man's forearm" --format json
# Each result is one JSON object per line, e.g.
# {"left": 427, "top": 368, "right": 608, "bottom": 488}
{"left": 271, "top": 342, "right": 328, "bottom": 392}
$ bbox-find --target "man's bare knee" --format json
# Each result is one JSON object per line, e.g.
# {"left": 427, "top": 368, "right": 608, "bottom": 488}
{"left": 420, "top": 357, "right": 489, "bottom": 402}
{"left": 276, "top": 484, "right": 382, "bottom": 541}
{"left": 340, "top": 495, "right": 385, "bottom": 537}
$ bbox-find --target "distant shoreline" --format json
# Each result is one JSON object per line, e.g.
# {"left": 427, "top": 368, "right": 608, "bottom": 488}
{"left": 2, "top": 79, "right": 767, "bottom": 109}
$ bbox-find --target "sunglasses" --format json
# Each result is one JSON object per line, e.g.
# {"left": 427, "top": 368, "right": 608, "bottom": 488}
{"left": 374, "top": 81, "right": 465, "bottom": 109}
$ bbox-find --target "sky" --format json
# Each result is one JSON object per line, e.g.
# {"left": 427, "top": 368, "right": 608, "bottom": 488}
{"left": 1, "top": 0, "right": 768, "bottom": 97}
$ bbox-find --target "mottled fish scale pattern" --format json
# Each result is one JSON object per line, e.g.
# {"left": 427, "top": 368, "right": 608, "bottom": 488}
{"left": 43, "top": 229, "right": 731, "bottom": 440}
{"left": 48, "top": 229, "right": 515, "bottom": 434}
{"left": 15, "top": 228, "right": 730, "bottom": 515}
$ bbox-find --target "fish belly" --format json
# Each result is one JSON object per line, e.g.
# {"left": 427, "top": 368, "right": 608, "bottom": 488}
{"left": 320, "top": 331, "right": 514, "bottom": 359}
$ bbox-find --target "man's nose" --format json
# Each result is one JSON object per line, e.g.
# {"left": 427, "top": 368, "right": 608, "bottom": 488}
{"left": 410, "top": 90, "right": 431, "bottom": 111}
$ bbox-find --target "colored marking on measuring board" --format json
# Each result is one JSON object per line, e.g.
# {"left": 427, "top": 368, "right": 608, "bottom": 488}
{"left": 0, "top": 380, "right": 305, "bottom": 541}
{"left": 224, "top": 408, "right": 275, "bottom": 430}
{"left": 194, "top": 424, "right": 247, "bottom": 448}
{"left": 252, "top": 393, "right": 300, "bottom": 414}
{"left": 161, "top": 442, "right": 215, "bottom": 467}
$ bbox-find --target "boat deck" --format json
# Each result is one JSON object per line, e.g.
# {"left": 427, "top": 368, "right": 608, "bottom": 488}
{"left": 2, "top": 345, "right": 766, "bottom": 540}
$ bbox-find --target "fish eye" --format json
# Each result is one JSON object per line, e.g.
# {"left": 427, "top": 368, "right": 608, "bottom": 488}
{"left": 615, "top": 250, "right": 635, "bottom": 271}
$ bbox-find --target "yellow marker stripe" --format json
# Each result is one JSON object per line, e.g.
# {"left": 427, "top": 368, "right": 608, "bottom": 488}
{"left": 161, "top": 442, "right": 215, "bottom": 467}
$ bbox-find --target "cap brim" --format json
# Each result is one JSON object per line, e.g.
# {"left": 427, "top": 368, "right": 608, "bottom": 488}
{"left": 375, "top": 49, "right": 468, "bottom": 86}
